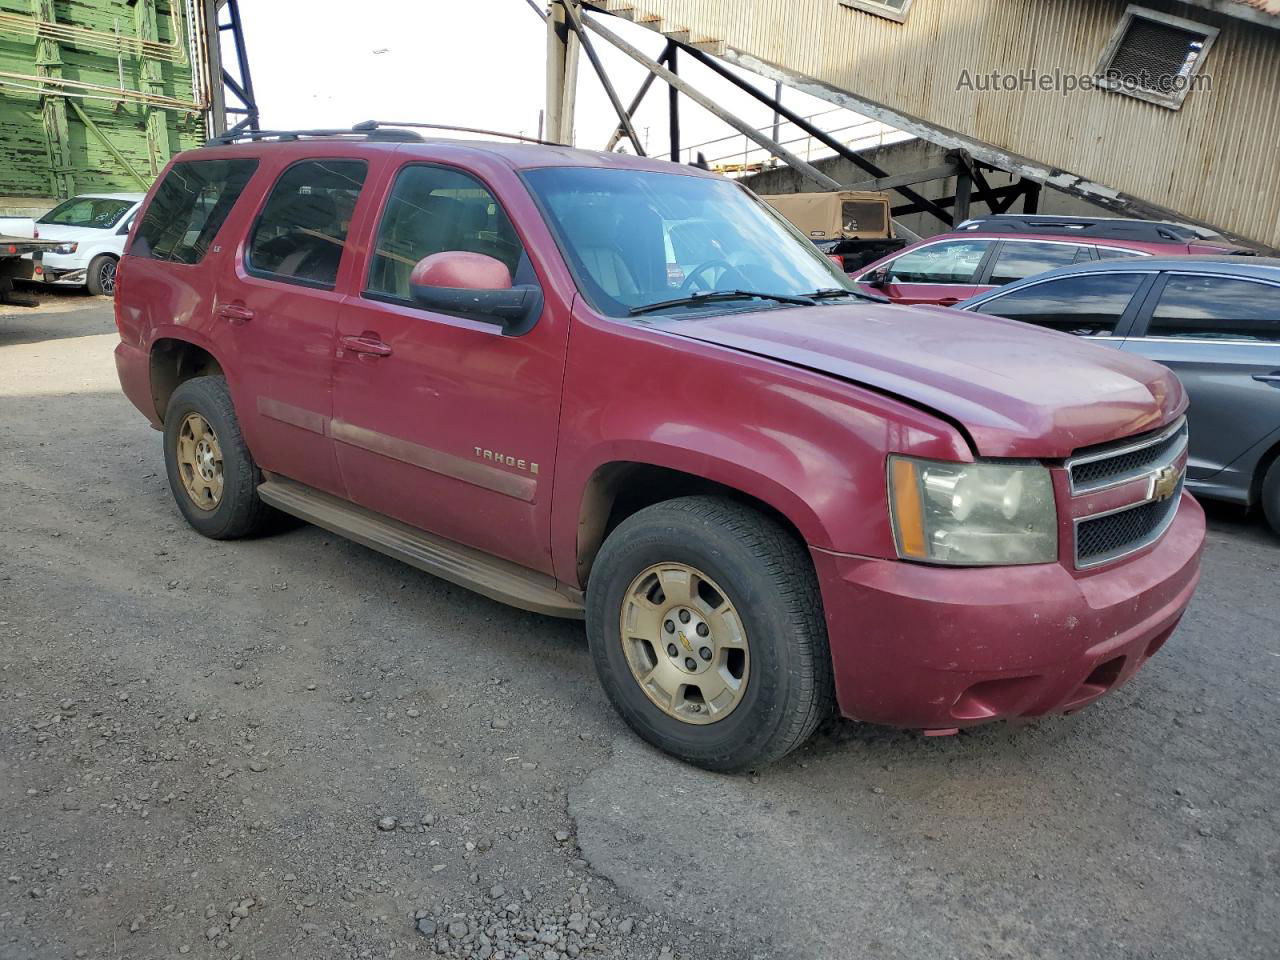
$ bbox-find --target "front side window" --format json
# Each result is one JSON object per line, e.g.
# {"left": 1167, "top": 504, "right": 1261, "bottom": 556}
{"left": 1148, "top": 275, "right": 1280, "bottom": 342}
{"left": 973, "top": 272, "right": 1145, "bottom": 337}
{"left": 132, "top": 158, "right": 259, "bottom": 264}
{"left": 873, "top": 239, "right": 993, "bottom": 285}
{"left": 524, "top": 167, "right": 851, "bottom": 318}
{"left": 366, "top": 164, "right": 529, "bottom": 301}
{"left": 247, "top": 159, "right": 367, "bottom": 288}
{"left": 987, "top": 241, "right": 1091, "bottom": 286}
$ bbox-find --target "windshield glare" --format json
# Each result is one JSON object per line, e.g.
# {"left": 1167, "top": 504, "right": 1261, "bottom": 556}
{"left": 524, "top": 167, "right": 854, "bottom": 317}
{"left": 38, "top": 196, "right": 135, "bottom": 229}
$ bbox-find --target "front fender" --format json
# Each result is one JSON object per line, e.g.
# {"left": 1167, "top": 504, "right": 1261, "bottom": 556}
{"left": 550, "top": 307, "right": 971, "bottom": 587}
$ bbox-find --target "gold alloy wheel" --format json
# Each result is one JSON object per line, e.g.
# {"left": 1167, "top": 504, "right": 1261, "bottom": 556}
{"left": 619, "top": 562, "right": 750, "bottom": 724}
{"left": 176, "top": 412, "right": 224, "bottom": 511}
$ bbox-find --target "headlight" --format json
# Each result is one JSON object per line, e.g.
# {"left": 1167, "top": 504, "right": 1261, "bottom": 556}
{"left": 52, "top": 242, "right": 77, "bottom": 255}
{"left": 888, "top": 456, "right": 1057, "bottom": 565}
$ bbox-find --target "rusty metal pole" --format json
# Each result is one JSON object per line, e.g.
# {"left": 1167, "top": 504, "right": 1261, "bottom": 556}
{"left": 545, "top": 1, "right": 580, "bottom": 145}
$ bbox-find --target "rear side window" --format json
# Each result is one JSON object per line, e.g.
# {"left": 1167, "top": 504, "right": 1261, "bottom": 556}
{"left": 366, "top": 164, "right": 529, "bottom": 301}
{"left": 132, "top": 159, "right": 258, "bottom": 264}
{"left": 973, "top": 272, "right": 1145, "bottom": 337}
{"left": 1097, "top": 247, "right": 1147, "bottom": 260}
{"left": 247, "top": 160, "right": 368, "bottom": 289}
{"left": 986, "top": 241, "right": 1091, "bottom": 286}
{"left": 1147, "top": 275, "right": 1280, "bottom": 342}
{"left": 877, "top": 239, "right": 992, "bottom": 284}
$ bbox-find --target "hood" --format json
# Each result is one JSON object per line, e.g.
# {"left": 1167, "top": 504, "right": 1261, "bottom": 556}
{"left": 650, "top": 302, "right": 1185, "bottom": 459}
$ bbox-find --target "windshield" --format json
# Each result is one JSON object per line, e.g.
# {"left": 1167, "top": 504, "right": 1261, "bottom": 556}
{"left": 38, "top": 196, "right": 135, "bottom": 229}
{"left": 523, "top": 167, "right": 854, "bottom": 317}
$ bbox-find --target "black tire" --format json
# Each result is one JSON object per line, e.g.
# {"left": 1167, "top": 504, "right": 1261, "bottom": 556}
{"left": 86, "top": 254, "right": 117, "bottom": 297}
{"left": 162, "top": 375, "right": 271, "bottom": 539}
{"left": 1262, "top": 458, "right": 1280, "bottom": 537}
{"left": 586, "top": 496, "right": 834, "bottom": 772}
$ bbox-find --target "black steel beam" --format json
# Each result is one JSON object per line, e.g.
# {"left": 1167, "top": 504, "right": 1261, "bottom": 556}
{"left": 890, "top": 182, "right": 1025, "bottom": 217}
{"left": 561, "top": 2, "right": 645, "bottom": 156}
{"left": 668, "top": 44, "right": 679, "bottom": 163}
{"left": 604, "top": 42, "right": 671, "bottom": 151}
{"left": 677, "top": 44, "right": 955, "bottom": 226}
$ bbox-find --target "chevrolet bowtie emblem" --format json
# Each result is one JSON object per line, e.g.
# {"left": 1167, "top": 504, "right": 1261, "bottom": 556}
{"left": 1151, "top": 465, "right": 1180, "bottom": 502}
{"left": 678, "top": 631, "right": 692, "bottom": 652}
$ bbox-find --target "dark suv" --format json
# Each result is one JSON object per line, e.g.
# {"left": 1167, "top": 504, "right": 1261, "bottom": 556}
{"left": 113, "top": 126, "right": 1204, "bottom": 770}
{"left": 853, "top": 214, "right": 1253, "bottom": 306}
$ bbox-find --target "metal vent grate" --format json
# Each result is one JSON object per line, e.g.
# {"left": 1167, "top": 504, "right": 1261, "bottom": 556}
{"left": 1106, "top": 16, "right": 1208, "bottom": 94}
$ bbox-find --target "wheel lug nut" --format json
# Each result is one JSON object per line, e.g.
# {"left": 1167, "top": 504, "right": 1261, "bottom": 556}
{"left": 699, "top": 647, "right": 712, "bottom": 661}
{"left": 664, "top": 620, "right": 675, "bottom": 633}
{"left": 684, "top": 657, "right": 697, "bottom": 671}
{"left": 667, "top": 643, "right": 678, "bottom": 657}
{"left": 678, "top": 610, "right": 691, "bottom": 624}
{"left": 695, "top": 622, "right": 709, "bottom": 637}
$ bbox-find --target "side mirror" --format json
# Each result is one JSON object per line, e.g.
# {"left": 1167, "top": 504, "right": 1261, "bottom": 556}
{"left": 867, "top": 266, "right": 889, "bottom": 289}
{"left": 409, "top": 252, "right": 541, "bottom": 336}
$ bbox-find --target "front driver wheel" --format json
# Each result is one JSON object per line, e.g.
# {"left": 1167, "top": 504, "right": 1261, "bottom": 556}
{"left": 86, "top": 254, "right": 117, "bottom": 296}
{"left": 586, "top": 496, "right": 834, "bottom": 771}
{"left": 1262, "top": 457, "right": 1280, "bottom": 538}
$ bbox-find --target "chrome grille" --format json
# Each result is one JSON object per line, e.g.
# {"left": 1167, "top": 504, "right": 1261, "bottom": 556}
{"left": 1067, "top": 417, "right": 1188, "bottom": 569}
{"left": 1075, "top": 476, "right": 1184, "bottom": 567}
{"left": 1067, "top": 418, "right": 1188, "bottom": 495}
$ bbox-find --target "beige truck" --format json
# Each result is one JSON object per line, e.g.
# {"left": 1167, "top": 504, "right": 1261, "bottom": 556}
{"left": 760, "top": 190, "right": 907, "bottom": 273}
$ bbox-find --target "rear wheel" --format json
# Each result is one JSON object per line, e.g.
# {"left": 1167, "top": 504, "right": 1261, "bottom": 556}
{"left": 86, "top": 254, "right": 117, "bottom": 296}
{"left": 1262, "top": 458, "right": 1280, "bottom": 537}
{"left": 163, "top": 375, "right": 271, "bottom": 539}
{"left": 586, "top": 496, "right": 834, "bottom": 771}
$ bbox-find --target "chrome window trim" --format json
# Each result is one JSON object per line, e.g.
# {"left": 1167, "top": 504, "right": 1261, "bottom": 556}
{"left": 1073, "top": 476, "right": 1185, "bottom": 569}
{"left": 1065, "top": 415, "right": 1187, "bottom": 496}
{"left": 1130, "top": 336, "right": 1280, "bottom": 346}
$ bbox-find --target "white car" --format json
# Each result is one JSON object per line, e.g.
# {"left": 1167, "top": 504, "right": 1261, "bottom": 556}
{"left": 7, "top": 193, "right": 145, "bottom": 296}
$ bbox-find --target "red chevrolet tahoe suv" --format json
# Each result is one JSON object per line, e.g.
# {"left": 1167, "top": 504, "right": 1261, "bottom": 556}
{"left": 113, "top": 125, "right": 1205, "bottom": 770}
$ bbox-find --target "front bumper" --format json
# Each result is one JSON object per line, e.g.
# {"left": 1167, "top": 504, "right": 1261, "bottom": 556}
{"left": 812, "top": 492, "right": 1204, "bottom": 730}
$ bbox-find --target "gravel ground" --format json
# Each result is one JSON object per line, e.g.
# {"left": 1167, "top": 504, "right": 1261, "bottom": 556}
{"left": 2, "top": 301, "right": 1278, "bottom": 960}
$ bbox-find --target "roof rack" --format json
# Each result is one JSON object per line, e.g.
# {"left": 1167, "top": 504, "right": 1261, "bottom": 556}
{"left": 203, "top": 125, "right": 425, "bottom": 147}
{"left": 352, "top": 119, "right": 558, "bottom": 145}
{"left": 954, "top": 213, "right": 1200, "bottom": 243}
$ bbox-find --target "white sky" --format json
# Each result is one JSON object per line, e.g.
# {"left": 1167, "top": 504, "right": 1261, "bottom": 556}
{"left": 233, "top": 0, "right": 904, "bottom": 170}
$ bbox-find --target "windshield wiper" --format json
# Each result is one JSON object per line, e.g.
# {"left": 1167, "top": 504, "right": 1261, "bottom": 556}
{"left": 629, "top": 289, "right": 816, "bottom": 316}
{"left": 805, "top": 287, "right": 890, "bottom": 304}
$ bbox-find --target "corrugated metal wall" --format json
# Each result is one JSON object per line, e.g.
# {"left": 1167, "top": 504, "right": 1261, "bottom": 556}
{"left": 597, "top": 0, "right": 1280, "bottom": 248}
{"left": 0, "top": 0, "right": 207, "bottom": 209}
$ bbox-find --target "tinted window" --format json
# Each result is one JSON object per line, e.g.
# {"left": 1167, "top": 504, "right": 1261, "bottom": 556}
{"left": 877, "top": 240, "right": 992, "bottom": 284}
{"left": 247, "top": 160, "right": 367, "bottom": 288}
{"left": 39, "top": 196, "right": 135, "bottom": 229}
{"left": 133, "top": 159, "right": 258, "bottom": 264}
{"left": 1148, "top": 275, "right": 1280, "bottom": 342}
{"left": 986, "top": 241, "right": 1091, "bottom": 285}
{"left": 1097, "top": 247, "right": 1147, "bottom": 260}
{"left": 366, "top": 165, "right": 530, "bottom": 302}
{"left": 973, "top": 272, "right": 1145, "bottom": 336}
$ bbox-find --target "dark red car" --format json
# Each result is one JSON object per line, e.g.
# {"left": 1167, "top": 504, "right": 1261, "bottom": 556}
{"left": 853, "top": 214, "right": 1253, "bottom": 306}
{"left": 113, "top": 128, "right": 1204, "bottom": 770}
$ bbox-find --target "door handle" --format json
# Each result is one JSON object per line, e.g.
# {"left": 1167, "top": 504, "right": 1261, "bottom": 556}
{"left": 340, "top": 334, "right": 392, "bottom": 358}
{"left": 1253, "top": 373, "right": 1280, "bottom": 385}
{"left": 216, "top": 303, "right": 255, "bottom": 324}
